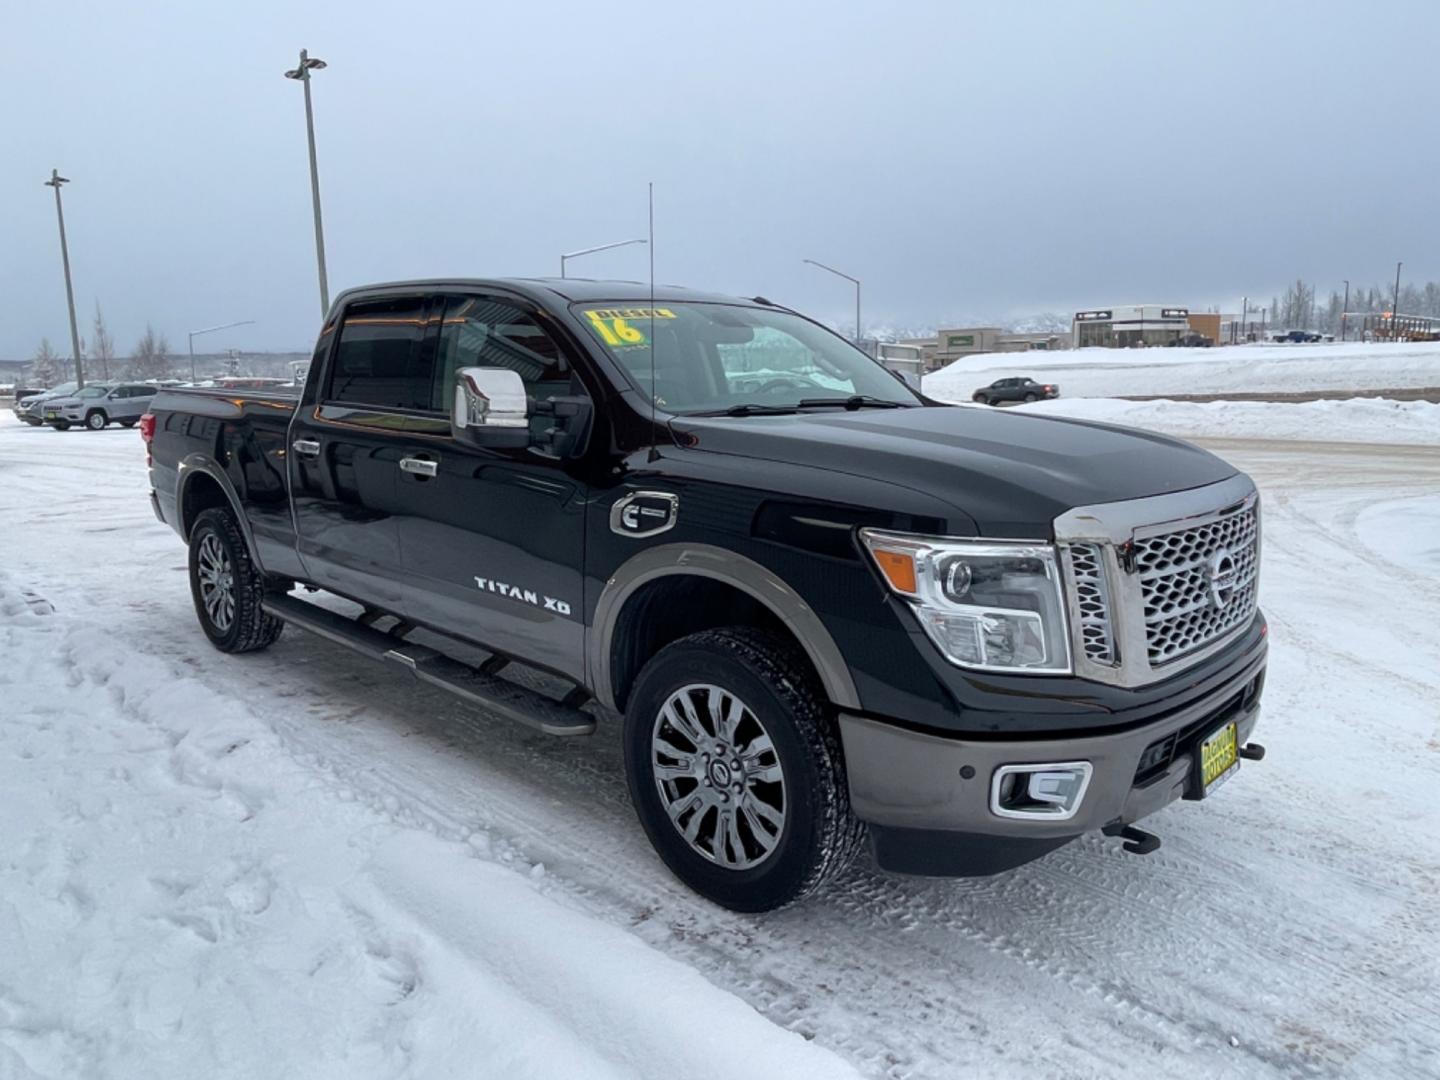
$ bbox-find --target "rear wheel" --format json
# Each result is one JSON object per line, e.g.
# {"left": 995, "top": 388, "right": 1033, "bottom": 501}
{"left": 624, "top": 627, "right": 863, "bottom": 912}
{"left": 85, "top": 410, "right": 108, "bottom": 430}
{"left": 1023, "top": 392, "right": 1038, "bottom": 403}
{"left": 188, "top": 507, "right": 284, "bottom": 653}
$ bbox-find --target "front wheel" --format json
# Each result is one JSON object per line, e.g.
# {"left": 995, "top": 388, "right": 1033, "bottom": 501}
{"left": 52, "top": 420, "right": 71, "bottom": 431}
{"left": 85, "top": 410, "right": 108, "bottom": 430}
{"left": 188, "top": 507, "right": 284, "bottom": 653}
{"left": 624, "top": 627, "right": 864, "bottom": 912}
{"left": 973, "top": 394, "right": 989, "bottom": 406}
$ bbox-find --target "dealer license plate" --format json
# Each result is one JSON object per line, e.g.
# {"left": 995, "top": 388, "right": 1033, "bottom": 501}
{"left": 45, "top": 410, "right": 58, "bottom": 419}
{"left": 1199, "top": 721, "right": 1239, "bottom": 796}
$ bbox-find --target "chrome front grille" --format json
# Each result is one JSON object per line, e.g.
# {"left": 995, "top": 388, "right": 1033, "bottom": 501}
{"left": 1064, "top": 543, "right": 1116, "bottom": 665}
{"left": 1054, "top": 476, "right": 1262, "bottom": 688}
{"left": 1134, "top": 507, "right": 1259, "bottom": 664}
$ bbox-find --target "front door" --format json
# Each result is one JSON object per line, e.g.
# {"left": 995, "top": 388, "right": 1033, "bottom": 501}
{"left": 391, "top": 293, "right": 590, "bottom": 683}
{"left": 288, "top": 294, "right": 439, "bottom": 610}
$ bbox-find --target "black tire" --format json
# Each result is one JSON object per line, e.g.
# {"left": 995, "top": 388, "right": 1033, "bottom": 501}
{"left": 187, "top": 507, "right": 284, "bottom": 653}
{"left": 973, "top": 394, "right": 989, "bottom": 406}
{"left": 624, "top": 627, "right": 864, "bottom": 912}
{"left": 1023, "top": 392, "right": 1038, "bottom": 403}
{"left": 85, "top": 410, "right": 108, "bottom": 430}
{"left": 52, "top": 420, "right": 70, "bottom": 431}
{"left": 119, "top": 419, "right": 136, "bottom": 429}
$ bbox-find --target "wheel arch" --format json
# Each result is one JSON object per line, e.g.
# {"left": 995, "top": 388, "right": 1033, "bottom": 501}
{"left": 590, "top": 543, "right": 860, "bottom": 713}
{"left": 177, "top": 456, "right": 264, "bottom": 570}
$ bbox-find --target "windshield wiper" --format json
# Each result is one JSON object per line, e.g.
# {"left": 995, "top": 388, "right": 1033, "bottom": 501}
{"left": 688, "top": 403, "right": 799, "bottom": 417}
{"left": 795, "top": 395, "right": 914, "bottom": 410}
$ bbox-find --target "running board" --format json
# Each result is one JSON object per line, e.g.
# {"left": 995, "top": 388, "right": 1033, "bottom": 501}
{"left": 261, "top": 593, "right": 595, "bottom": 736}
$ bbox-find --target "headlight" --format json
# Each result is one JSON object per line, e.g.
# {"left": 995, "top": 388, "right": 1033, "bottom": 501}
{"left": 860, "top": 529, "right": 1072, "bottom": 674}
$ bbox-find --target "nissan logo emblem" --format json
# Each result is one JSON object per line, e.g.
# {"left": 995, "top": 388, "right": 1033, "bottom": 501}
{"left": 1207, "top": 549, "right": 1239, "bottom": 610}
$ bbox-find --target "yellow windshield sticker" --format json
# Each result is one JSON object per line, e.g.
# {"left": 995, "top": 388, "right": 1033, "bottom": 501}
{"left": 584, "top": 308, "right": 676, "bottom": 349}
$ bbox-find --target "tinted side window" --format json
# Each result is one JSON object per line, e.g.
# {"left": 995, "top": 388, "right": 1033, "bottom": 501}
{"left": 327, "top": 296, "right": 433, "bottom": 410}
{"left": 433, "top": 296, "right": 578, "bottom": 412}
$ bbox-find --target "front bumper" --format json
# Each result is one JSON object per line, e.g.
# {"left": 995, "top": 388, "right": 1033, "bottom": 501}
{"left": 841, "top": 647, "right": 1265, "bottom": 875}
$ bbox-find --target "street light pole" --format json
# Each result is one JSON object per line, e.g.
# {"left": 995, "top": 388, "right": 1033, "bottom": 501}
{"left": 188, "top": 320, "right": 257, "bottom": 382}
{"left": 560, "top": 238, "right": 647, "bottom": 278}
{"left": 802, "top": 258, "right": 862, "bottom": 343}
{"left": 1392, "top": 261, "right": 1403, "bottom": 341}
{"left": 1341, "top": 279, "right": 1349, "bottom": 341}
{"left": 285, "top": 49, "right": 330, "bottom": 318}
{"left": 44, "top": 169, "right": 85, "bottom": 388}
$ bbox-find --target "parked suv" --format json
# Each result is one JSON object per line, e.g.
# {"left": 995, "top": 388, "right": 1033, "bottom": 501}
{"left": 12, "top": 382, "right": 79, "bottom": 426}
{"left": 42, "top": 383, "right": 156, "bottom": 430}
{"left": 971, "top": 377, "right": 1059, "bottom": 405}
{"left": 143, "top": 278, "right": 1266, "bottom": 912}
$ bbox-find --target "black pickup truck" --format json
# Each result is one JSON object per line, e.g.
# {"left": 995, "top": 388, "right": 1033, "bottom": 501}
{"left": 143, "top": 277, "right": 1266, "bottom": 912}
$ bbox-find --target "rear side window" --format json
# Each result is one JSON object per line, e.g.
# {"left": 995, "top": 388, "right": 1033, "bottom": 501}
{"left": 327, "top": 296, "right": 435, "bottom": 410}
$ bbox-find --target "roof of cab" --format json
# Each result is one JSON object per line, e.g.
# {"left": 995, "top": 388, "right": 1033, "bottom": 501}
{"left": 331, "top": 277, "right": 765, "bottom": 310}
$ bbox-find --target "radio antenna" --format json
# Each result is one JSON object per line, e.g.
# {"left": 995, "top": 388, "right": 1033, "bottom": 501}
{"left": 647, "top": 181, "right": 659, "bottom": 463}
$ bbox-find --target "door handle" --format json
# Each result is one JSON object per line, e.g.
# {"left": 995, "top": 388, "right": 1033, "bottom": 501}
{"left": 399, "top": 456, "right": 439, "bottom": 478}
{"left": 292, "top": 439, "right": 321, "bottom": 457}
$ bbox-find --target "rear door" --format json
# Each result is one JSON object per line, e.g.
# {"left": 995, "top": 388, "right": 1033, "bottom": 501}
{"left": 390, "top": 292, "right": 591, "bottom": 682}
{"left": 288, "top": 293, "right": 441, "bottom": 609}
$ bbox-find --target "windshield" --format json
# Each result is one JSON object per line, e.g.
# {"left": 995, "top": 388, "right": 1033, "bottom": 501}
{"left": 573, "top": 302, "right": 920, "bottom": 414}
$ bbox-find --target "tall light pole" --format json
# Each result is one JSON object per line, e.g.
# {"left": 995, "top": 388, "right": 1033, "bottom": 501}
{"left": 1341, "top": 279, "right": 1350, "bottom": 341}
{"left": 44, "top": 169, "right": 85, "bottom": 388}
{"left": 188, "top": 320, "right": 256, "bottom": 382}
{"left": 802, "top": 258, "right": 861, "bottom": 343}
{"left": 284, "top": 49, "right": 330, "bottom": 318}
{"left": 1392, "top": 261, "right": 1403, "bottom": 341}
{"left": 560, "top": 238, "right": 647, "bottom": 278}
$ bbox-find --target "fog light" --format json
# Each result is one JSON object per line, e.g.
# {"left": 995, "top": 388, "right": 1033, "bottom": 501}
{"left": 990, "top": 761, "right": 1093, "bottom": 821}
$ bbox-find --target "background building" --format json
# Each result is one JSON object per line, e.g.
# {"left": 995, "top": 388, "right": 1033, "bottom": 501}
{"left": 901, "top": 327, "right": 1068, "bottom": 371}
{"left": 1073, "top": 305, "right": 1194, "bottom": 347}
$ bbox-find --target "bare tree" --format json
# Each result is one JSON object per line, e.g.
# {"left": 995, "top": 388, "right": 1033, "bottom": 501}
{"left": 91, "top": 303, "right": 116, "bottom": 381}
{"left": 31, "top": 338, "right": 63, "bottom": 387}
{"left": 127, "top": 324, "right": 173, "bottom": 380}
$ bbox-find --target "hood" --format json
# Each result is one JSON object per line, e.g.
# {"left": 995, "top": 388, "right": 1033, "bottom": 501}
{"left": 673, "top": 404, "right": 1237, "bottom": 537}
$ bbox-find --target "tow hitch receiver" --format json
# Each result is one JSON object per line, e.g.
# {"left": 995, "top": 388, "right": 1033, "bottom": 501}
{"left": 1103, "top": 823, "right": 1161, "bottom": 856}
{"left": 1239, "top": 742, "right": 1267, "bottom": 761}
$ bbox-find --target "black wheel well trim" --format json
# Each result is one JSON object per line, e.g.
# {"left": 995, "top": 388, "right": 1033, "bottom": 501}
{"left": 588, "top": 542, "right": 860, "bottom": 712}
{"left": 176, "top": 455, "right": 265, "bottom": 572}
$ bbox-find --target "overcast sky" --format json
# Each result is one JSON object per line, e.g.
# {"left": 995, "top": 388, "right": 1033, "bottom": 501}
{"left": 4, "top": 0, "right": 1438, "bottom": 359}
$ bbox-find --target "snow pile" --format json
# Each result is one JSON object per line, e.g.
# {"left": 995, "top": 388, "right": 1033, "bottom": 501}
{"left": 1009, "top": 396, "right": 1440, "bottom": 445}
{"left": 924, "top": 339, "right": 1440, "bottom": 399}
{"left": 0, "top": 576, "right": 857, "bottom": 1080}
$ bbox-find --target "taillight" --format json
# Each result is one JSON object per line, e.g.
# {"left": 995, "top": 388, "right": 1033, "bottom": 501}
{"left": 139, "top": 413, "right": 156, "bottom": 466}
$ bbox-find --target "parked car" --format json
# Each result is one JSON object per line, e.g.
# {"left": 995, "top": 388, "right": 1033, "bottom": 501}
{"left": 41, "top": 383, "right": 157, "bottom": 430}
{"left": 143, "top": 277, "right": 1266, "bottom": 912}
{"left": 971, "top": 377, "right": 1059, "bottom": 405}
{"left": 1274, "top": 330, "right": 1321, "bottom": 343}
{"left": 11, "top": 382, "right": 79, "bottom": 426}
{"left": 1166, "top": 332, "right": 1214, "bottom": 348}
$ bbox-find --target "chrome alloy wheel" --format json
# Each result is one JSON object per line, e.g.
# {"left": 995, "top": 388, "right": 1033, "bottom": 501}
{"left": 196, "top": 533, "right": 236, "bottom": 633}
{"left": 651, "top": 683, "right": 787, "bottom": 869}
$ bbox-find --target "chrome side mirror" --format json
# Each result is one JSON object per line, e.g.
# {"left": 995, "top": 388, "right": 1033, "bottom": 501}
{"left": 451, "top": 366, "right": 530, "bottom": 448}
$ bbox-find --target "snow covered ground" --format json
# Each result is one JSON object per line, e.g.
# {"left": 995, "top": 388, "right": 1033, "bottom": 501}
{"left": 923, "top": 339, "right": 1440, "bottom": 399}
{"left": 3, "top": 411, "right": 1440, "bottom": 1079}
{"left": 1000, "top": 397, "right": 1440, "bottom": 445}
